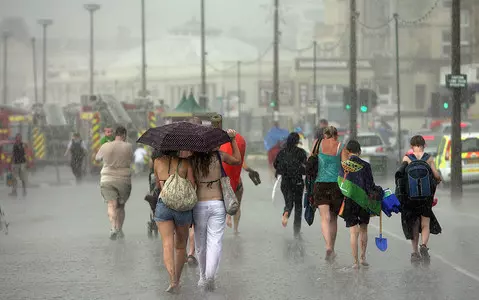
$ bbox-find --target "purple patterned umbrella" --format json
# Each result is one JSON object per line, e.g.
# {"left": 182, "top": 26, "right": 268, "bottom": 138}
{"left": 137, "top": 122, "right": 231, "bottom": 152}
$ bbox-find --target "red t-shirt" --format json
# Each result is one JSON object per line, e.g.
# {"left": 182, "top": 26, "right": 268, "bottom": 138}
{"left": 219, "top": 134, "right": 246, "bottom": 191}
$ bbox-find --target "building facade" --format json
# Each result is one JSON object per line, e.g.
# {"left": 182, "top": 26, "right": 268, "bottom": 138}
{"left": 301, "top": 0, "right": 478, "bottom": 119}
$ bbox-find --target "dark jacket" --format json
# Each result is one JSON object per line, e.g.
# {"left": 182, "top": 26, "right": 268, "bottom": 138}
{"left": 273, "top": 146, "right": 307, "bottom": 182}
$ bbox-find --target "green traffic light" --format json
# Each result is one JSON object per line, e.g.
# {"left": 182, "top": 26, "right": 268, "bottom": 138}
{"left": 443, "top": 102, "right": 449, "bottom": 109}
{"left": 345, "top": 104, "right": 351, "bottom": 110}
{"left": 360, "top": 105, "right": 368, "bottom": 113}
{"left": 270, "top": 101, "right": 276, "bottom": 108}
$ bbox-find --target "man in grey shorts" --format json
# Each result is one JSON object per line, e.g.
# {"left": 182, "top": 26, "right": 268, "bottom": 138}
{"left": 96, "top": 126, "right": 133, "bottom": 240}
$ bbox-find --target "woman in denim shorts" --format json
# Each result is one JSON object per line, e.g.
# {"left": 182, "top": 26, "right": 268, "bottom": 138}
{"left": 154, "top": 150, "right": 196, "bottom": 293}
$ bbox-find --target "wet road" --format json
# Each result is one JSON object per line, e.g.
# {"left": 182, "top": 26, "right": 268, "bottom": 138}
{"left": 0, "top": 168, "right": 478, "bottom": 300}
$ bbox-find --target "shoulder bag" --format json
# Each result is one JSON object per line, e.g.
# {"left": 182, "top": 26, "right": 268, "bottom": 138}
{"left": 216, "top": 152, "right": 240, "bottom": 215}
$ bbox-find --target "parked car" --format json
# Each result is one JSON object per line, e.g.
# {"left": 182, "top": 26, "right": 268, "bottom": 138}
{"left": 435, "top": 132, "right": 479, "bottom": 186}
{"left": 344, "top": 131, "right": 396, "bottom": 178}
{"left": 431, "top": 121, "right": 472, "bottom": 135}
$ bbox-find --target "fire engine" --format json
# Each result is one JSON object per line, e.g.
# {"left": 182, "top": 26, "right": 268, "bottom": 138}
{"left": 0, "top": 105, "right": 35, "bottom": 177}
{"left": 63, "top": 94, "right": 134, "bottom": 174}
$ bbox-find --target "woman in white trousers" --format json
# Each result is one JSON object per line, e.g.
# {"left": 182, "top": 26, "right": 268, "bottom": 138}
{"left": 191, "top": 129, "right": 241, "bottom": 291}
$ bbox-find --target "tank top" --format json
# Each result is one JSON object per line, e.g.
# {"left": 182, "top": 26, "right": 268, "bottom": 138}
{"left": 315, "top": 142, "right": 343, "bottom": 183}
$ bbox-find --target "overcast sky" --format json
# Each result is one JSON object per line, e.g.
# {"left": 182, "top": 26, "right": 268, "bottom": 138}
{"left": 0, "top": 0, "right": 273, "bottom": 39}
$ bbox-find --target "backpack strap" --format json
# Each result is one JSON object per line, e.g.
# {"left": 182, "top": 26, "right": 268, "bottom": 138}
{"left": 421, "top": 153, "right": 430, "bottom": 162}
{"left": 167, "top": 157, "right": 172, "bottom": 175}
{"left": 336, "top": 143, "right": 343, "bottom": 156}
{"left": 216, "top": 151, "right": 227, "bottom": 177}
{"left": 407, "top": 154, "right": 417, "bottom": 161}
{"left": 176, "top": 159, "right": 182, "bottom": 174}
{"left": 311, "top": 139, "right": 320, "bottom": 156}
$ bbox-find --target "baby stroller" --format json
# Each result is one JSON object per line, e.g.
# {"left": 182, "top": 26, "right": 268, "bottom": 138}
{"left": 145, "top": 171, "right": 159, "bottom": 238}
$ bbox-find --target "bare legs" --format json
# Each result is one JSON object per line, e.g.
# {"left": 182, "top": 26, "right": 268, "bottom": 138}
{"left": 410, "top": 216, "right": 431, "bottom": 264}
{"left": 319, "top": 205, "right": 338, "bottom": 261}
{"left": 226, "top": 187, "right": 243, "bottom": 234}
{"left": 411, "top": 216, "right": 430, "bottom": 253}
{"left": 107, "top": 200, "right": 125, "bottom": 236}
{"left": 107, "top": 200, "right": 118, "bottom": 229}
{"left": 188, "top": 226, "right": 196, "bottom": 258}
{"left": 420, "top": 216, "right": 430, "bottom": 246}
{"left": 116, "top": 204, "right": 125, "bottom": 232}
{"left": 359, "top": 225, "right": 368, "bottom": 265}
{"left": 350, "top": 224, "right": 368, "bottom": 267}
{"left": 158, "top": 221, "right": 190, "bottom": 292}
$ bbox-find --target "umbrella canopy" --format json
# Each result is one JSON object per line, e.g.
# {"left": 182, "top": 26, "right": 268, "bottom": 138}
{"left": 264, "top": 127, "right": 289, "bottom": 151}
{"left": 137, "top": 121, "right": 231, "bottom": 152}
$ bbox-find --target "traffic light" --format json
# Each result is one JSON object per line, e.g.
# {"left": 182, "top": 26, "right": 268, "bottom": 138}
{"left": 441, "top": 95, "right": 450, "bottom": 110}
{"left": 270, "top": 99, "right": 277, "bottom": 108}
{"left": 358, "top": 89, "right": 377, "bottom": 113}
{"left": 343, "top": 87, "right": 351, "bottom": 111}
{"left": 430, "top": 92, "right": 451, "bottom": 118}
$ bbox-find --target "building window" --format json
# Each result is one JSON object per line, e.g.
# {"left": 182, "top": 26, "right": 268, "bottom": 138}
{"left": 415, "top": 84, "right": 426, "bottom": 110}
{"left": 377, "top": 84, "right": 390, "bottom": 96}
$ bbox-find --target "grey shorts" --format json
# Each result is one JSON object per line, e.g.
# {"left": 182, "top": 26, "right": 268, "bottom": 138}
{"left": 100, "top": 181, "right": 132, "bottom": 205}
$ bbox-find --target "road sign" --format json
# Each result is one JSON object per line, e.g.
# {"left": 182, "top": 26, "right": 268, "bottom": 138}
{"left": 446, "top": 74, "right": 468, "bottom": 88}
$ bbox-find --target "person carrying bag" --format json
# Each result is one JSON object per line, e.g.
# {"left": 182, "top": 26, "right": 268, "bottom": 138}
{"left": 216, "top": 152, "right": 240, "bottom": 215}
{"left": 160, "top": 159, "right": 198, "bottom": 212}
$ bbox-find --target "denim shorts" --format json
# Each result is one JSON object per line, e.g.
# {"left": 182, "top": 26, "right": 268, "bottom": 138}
{"left": 154, "top": 199, "right": 193, "bottom": 226}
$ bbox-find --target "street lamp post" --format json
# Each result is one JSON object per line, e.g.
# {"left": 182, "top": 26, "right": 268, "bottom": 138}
{"left": 237, "top": 60, "right": 242, "bottom": 131}
{"left": 450, "top": 0, "right": 463, "bottom": 197}
{"left": 349, "top": 0, "right": 358, "bottom": 140}
{"left": 313, "top": 40, "right": 318, "bottom": 123}
{"left": 38, "top": 19, "right": 53, "bottom": 104}
{"left": 272, "top": 0, "right": 280, "bottom": 118}
{"left": 31, "top": 37, "right": 39, "bottom": 104}
{"left": 200, "top": 0, "right": 207, "bottom": 109}
{"left": 84, "top": 3, "right": 101, "bottom": 98}
{"left": 2, "top": 31, "right": 10, "bottom": 105}
{"left": 140, "top": 0, "right": 147, "bottom": 97}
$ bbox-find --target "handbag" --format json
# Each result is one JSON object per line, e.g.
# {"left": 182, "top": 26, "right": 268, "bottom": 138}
{"left": 216, "top": 152, "right": 239, "bottom": 215}
{"left": 159, "top": 159, "right": 197, "bottom": 212}
{"left": 305, "top": 139, "right": 321, "bottom": 178}
{"left": 303, "top": 177, "right": 316, "bottom": 226}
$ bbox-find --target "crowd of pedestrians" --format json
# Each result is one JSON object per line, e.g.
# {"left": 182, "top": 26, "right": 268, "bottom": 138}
{"left": 88, "top": 115, "right": 441, "bottom": 294}
{"left": 272, "top": 121, "right": 441, "bottom": 268}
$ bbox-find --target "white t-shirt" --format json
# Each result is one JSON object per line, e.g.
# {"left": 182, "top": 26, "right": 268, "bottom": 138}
{"left": 134, "top": 147, "right": 148, "bottom": 164}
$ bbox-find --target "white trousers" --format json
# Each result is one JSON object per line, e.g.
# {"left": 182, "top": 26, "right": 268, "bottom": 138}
{"left": 193, "top": 201, "right": 226, "bottom": 282}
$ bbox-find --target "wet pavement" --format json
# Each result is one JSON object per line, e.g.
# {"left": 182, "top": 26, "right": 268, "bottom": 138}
{"left": 0, "top": 168, "right": 478, "bottom": 299}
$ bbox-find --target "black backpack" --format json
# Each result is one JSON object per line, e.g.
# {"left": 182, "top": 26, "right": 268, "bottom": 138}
{"left": 405, "top": 153, "right": 434, "bottom": 200}
{"left": 71, "top": 140, "right": 85, "bottom": 158}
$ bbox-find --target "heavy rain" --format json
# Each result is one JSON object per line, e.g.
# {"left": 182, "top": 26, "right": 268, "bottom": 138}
{"left": 0, "top": 0, "right": 479, "bottom": 299}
